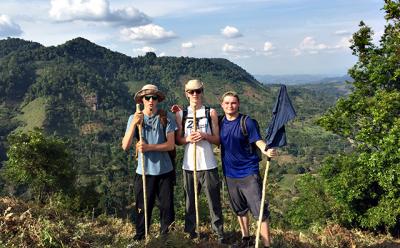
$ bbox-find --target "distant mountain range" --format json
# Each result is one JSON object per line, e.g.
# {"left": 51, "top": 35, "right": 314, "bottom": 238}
{"left": 255, "top": 74, "right": 352, "bottom": 85}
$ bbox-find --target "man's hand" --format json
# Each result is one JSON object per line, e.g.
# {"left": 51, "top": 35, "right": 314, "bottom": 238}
{"left": 136, "top": 140, "right": 149, "bottom": 153}
{"left": 171, "top": 105, "right": 182, "bottom": 113}
{"left": 265, "top": 148, "right": 278, "bottom": 158}
{"left": 133, "top": 111, "right": 144, "bottom": 126}
{"left": 185, "top": 131, "right": 203, "bottom": 143}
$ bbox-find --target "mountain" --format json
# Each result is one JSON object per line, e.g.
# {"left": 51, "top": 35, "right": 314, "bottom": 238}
{"left": 0, "top": 37, "right": 349, "bottom": 218}
{"left": 255, "top": 74, "right": 352, "bottom": 85}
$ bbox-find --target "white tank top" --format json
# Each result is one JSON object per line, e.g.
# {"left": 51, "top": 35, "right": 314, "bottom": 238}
{"left": 181, "top": 105, "right": 217, "bottom": 171}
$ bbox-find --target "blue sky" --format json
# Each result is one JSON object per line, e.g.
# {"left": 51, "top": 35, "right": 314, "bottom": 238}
{"left": 0, "top": 0, "right": 386, "bottom": 75}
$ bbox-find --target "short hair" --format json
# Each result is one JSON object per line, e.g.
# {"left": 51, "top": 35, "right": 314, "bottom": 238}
{"left": 221, "top": 91, "right": 240, "bottom": 103}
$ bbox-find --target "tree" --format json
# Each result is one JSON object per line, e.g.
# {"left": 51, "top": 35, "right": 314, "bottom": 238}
{"left": 2, "top": 129, "right": 76, "bottom": 202}
{"left": 318, "top": 0, "right": 400, "bottom": 233}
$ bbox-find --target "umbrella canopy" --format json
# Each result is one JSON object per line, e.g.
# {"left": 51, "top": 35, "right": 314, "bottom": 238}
{"left": 265, "top": 85, "right": 296, "bottom": 148}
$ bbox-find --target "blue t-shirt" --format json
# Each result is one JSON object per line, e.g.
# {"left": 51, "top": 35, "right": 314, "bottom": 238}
{"left": 220, "top": 114, "right": 262, "bottom": 178}
{"left": 125, "top": 111, "right": 177, "bottom": 175}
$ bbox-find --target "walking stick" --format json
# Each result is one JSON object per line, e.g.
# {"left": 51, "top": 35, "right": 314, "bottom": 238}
{"left": 255, "top": 157, "right": 271, "bottom": 248}
{"left": 136, "top": 103, "right": 148, "bottom": 241}
{"left": 193, "top": 104, "right": 200, "bottom": 235}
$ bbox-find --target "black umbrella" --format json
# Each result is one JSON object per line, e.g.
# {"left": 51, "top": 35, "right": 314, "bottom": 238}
{"left": 255, "top": 84, "right": 296, "bottom": 247}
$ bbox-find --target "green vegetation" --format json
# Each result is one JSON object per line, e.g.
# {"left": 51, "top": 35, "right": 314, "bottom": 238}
{"left": 14, "top": 97, "right": 47, "bottom": 132}
{"left": 2, "top": 129, "right": 75, "bottom": 203}
{"left": 287, "top": 0, "right": 400, "bottom": 236}
{"left": 0, "top": 1, "right": 399, "bottom": 246}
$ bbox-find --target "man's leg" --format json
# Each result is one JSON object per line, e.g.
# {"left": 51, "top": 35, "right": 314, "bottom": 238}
{"left": 260, "top": 219, "right": 271, "bottom": 247}
{"left": 203, "top": 169, "right": 224, "bottom": 240}
{"left": 157, "top": 171, "right": 175, "bottom": 235}
{"left": 134, "top": 174, "right": 156, "bottom": 239}
{"left": 183, "top": 170, "right": 197, "bottom": 236}
{"left": 244, "top": 174, "right": 271, "bottom": 247}
{"left": 237, "top": 214, "right": 249, "bottom": 238}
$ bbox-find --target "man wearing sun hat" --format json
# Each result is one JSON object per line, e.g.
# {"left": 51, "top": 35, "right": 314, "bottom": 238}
{"left": 174, "top": 79, "right": 225, "bottom": 243}
{"left": 122, "top": 84, "right": 177, "bottom": 241}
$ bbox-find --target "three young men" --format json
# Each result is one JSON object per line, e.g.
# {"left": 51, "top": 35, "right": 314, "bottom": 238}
{"left": 122, "top": 81, "right": 277, "bottom": 247}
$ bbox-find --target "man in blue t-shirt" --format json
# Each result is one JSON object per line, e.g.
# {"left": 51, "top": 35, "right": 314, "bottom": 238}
{"left": 219, "top": 91, "right": 277, "bottom": 248}
{"left": 122, "top": 84, "right": 176, "bottom": 241}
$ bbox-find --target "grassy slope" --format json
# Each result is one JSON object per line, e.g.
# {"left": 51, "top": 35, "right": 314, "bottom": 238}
{"left": 14, "top": 97, "right": 47, "bottom": 132}
{"left": 1, "top": 197, "right": 399, "bottom": 248}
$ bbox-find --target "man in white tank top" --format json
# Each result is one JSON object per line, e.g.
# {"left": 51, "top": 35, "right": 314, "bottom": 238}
{"left": 175, "top": 79, "right": 225, "bottom": 243}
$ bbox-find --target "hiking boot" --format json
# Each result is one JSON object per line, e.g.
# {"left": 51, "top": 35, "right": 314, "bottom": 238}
{"left": 188, "top": 231, "right": 198, "bottom": 239}
{"left": 217, "top": 233, "right": 227, "bottom": 244}
{"left": 133, "top": 233, "right": 145, "bottom": 241}
{"left": 231, "top": 237, "right": 253, "bottom": 248}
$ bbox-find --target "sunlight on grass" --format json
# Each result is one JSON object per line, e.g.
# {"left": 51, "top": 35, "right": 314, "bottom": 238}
{"left": 14, "top": 97, "right": 47, "bottom": 132}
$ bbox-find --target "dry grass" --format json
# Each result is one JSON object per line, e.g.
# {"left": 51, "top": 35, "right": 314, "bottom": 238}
{"left": 1, "top": 197, "right": 399, "bottom": 248}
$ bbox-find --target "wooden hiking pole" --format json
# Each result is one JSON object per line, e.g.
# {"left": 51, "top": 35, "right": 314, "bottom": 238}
{"left": 193, "top": 104, "right": 200, "bottom": 235}
{"left": 255, "top": 157, "right": 271, "bottom": 248}
{"left": 136, "top": 103, "right": 148, "bottom": 241}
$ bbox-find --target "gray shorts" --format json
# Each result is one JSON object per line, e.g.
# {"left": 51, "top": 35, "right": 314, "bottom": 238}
{"left": 225, "top": 174, "right": 269, "bottom": 221}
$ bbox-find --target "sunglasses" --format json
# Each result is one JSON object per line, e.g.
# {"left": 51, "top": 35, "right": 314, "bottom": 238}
{"left": 143, "top": 95, "right": 158, "bottom": 101}
{"left": 186, "top": 89, "right": 203, "bottom": 95}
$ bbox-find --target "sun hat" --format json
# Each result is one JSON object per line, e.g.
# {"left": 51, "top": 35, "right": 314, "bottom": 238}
{"left": 185, "top": 79, "right": 204, "bottom": 91}
{"left": 134, "top": 84, "right": 165, "bottom": 103}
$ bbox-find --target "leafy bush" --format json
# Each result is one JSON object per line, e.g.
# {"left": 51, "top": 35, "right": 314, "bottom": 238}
{"left": 2, "top": 129, "right": 75, "bottom": 202}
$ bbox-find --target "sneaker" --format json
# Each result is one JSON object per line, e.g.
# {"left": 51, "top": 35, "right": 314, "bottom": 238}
{"left": 133, "top": 233, "right": 145, "bottom": 241}
{"left": 218, "top": 237, "right": 227, "bottom": 245}
{"left": 217, "top": 233, "right": 227, "bottom": 244}
{"left": 189, "top": 231, "right": 198, "bottom": 239}
{"left": 231, "top": 238, "right": 252, "bottom": 248}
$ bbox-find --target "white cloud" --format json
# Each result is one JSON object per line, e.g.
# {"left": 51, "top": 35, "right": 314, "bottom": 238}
{"left": 181, "top": 42, "right": 194, "bottom": 48}
{"left": 121, "top": 24, "right": 177, "bottom": 44}
{"left": 293, "top": 36, "right": 329, "bottom": 56}
{"left": 335, "top": 36, "right": 351, "bottom": 49}
{"left": 263, "top": 41, "right": 275, "bottom": 55}
{"left": 134, "top": 46, "right": 156, "bottom": 55}
{"left": 221, "top": 25, "right": 242, "bottom": 38}
{"left": 107, "top": 7, "right": 151, "bottom": 25}
{"left": 49, "top": 0, "right": 150, "bottom": 26}
{"left": 0, "top": 14, "right": 22, "bottom": 37}
{"left": 121, "top": 24, "right": 177, "bottom": 43}
{"left": 133, "top": 46, "right": 166, "bottom": 57}
{"left": 334, "top": 30, "right": 352, "bottom": 36}
{"left": 300, "top": 37, "right": 328, "bottom": 50}
{"left": 222, "top": 43, "right": 254, "bottom": 58}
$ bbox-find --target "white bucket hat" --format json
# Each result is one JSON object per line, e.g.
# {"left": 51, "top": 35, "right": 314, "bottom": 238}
{"left": 185, "top": 79, "right": 204, "bottom": 91}
{"left": 134, "top": 84, "right": 165, "bottom": 103}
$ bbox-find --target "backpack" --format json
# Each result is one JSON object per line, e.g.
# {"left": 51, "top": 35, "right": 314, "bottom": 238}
{"left": 219, "top": 114, "right": 263, "bottom": 161}
{"left": 158, "top": 109, "right": 177, "bottom": 185}
{"left": 181, "top": 106, "right": 213, "bottom": 134}
{"left": 135, "top": 109, "right": 177, "bottom": 185}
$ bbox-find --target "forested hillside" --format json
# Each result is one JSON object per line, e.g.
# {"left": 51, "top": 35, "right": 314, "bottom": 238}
{"left": 1, "top": 1, "right": 399, "bottom": 244}
{"left": 0, "top": 35, "right": 346, "bottom": 217}
{"left": 0, "top": 35, "right": 351, "bottom": 246}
